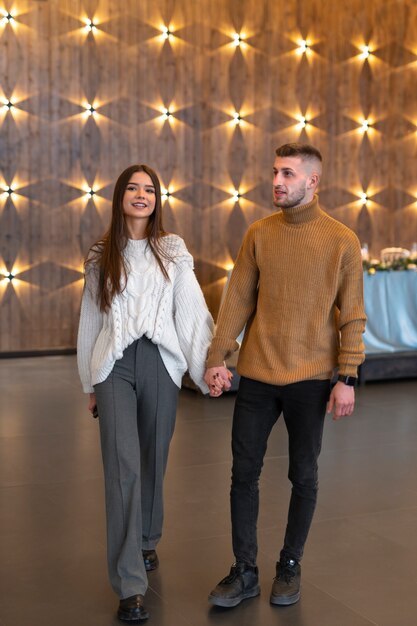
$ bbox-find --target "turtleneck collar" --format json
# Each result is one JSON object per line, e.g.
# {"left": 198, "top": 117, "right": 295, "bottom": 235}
{"left": 279, "top": 194, "right": 322, "bottom": 225}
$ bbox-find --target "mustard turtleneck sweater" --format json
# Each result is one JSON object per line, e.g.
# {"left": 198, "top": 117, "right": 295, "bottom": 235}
{"left": 206, "top": 195, "right": 366, "bottom": 384}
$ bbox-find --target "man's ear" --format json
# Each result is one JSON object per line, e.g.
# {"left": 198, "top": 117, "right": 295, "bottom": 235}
{"left": 308, "top": 173, "right": 320, "bottom": 189}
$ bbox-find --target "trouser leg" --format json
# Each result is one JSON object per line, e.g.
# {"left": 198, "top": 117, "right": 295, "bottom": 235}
{"left": 280, "top": 379, "right": 330, "bottom": 562}
{"left": 94, "top": 342, "right": 146, "bottom": 599}
{"left": 137, "top": 339, "right": 178, "bottom": 550}
{"left": 94, "top": 338, "right": 179, "bottom": 599}
{"left": 231, "top": 377, "right": 280, "bottom": 566}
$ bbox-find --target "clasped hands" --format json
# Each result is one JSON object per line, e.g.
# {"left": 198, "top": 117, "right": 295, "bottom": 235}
{"left": 204, "top": 366, "right": 233, "bottom": 397}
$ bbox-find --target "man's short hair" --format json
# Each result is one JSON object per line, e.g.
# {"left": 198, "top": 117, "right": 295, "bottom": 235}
{"left": 275, "top": 143, "right": 322, "bottom": 163}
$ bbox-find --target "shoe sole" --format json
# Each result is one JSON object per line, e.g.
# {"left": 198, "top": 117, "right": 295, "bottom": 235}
{"left": 117, "top": 610, "right": 150, "bottom": 623}
{"left": 270, "top": 591, "right": 300, "bottom": 606}
{"left": 208, "top": 586, "right": 260, "bottom": 608}
{"left": 144, "top": 562, "right": 158, "bottom": 572}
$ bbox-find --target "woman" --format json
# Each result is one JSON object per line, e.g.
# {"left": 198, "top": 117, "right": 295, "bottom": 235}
{"left": 77, "top": 164, "right": 213, "bottom": 622}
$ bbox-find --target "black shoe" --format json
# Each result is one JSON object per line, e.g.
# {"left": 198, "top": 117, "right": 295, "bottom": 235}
{"left": 208, "top": 562, "right": 260, "bottom": 608}
{"left": 142, "top": 549, "right": 159, "bottom": 572}
{"left": 117, "top": 594, "right": 149, "bottom": 622}
{"left": 270, "top": 558, "right": 301, "bottom": 606}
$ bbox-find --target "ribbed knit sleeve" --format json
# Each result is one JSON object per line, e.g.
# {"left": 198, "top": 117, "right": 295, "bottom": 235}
{"left": 206, "top": 228, "right": 259, "bottom": 367}
{"left": 173, "top": 260, "right": 214, "bottom": 394}
{"left": 336, "top": 234, "right": 367, "bottom": 376}
{"left": 77, "top": 266, "right": 103, "bottom": 393}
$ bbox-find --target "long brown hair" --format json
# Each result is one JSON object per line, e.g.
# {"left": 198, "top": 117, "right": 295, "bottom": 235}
{"left": 87, "top": 164, "right": 171, "bottom": 312}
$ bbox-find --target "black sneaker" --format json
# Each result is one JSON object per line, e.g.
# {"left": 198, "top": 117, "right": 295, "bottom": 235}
{"left": 270, "top": 558, "right": 301, "bottom": 606}
{"left": 208, "top": 562, "right": 260, "bottom": 607}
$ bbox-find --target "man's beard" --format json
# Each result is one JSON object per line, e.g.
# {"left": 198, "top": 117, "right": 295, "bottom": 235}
{"left": 273, "top": 185, "right": 307, "bottom": 209}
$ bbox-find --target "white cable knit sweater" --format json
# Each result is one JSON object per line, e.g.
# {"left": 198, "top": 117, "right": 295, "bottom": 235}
{"left": 77, "top": 235, "right": 213, "bottom": 394}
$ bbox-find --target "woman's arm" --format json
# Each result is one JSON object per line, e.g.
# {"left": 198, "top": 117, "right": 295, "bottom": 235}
{"left": 173, "top": 262, "right": 214, "bottom": 394}
{"left": 77, "top": 267, "right": 103, "bottom": 394}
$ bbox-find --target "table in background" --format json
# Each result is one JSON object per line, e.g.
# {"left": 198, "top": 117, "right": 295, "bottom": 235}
{"left": 361, "top": 271, "right": 417, "bottom": 382}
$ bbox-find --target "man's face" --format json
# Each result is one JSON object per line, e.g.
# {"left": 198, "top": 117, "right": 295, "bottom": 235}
{"left": 272, "top": 156, "right": 316, "bottom": 209}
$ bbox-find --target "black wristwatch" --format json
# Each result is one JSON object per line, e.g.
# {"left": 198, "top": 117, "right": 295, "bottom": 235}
{"left": 337, "top": 374, "right": 357, "bottom": 386}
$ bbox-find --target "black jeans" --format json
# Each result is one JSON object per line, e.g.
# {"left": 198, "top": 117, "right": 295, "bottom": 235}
{"left": 231, "top": 376, "right": 330, "bottom": 566}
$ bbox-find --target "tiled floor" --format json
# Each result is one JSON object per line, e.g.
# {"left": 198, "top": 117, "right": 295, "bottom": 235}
{"left": 1, "top": 355, "right": 417, "bottom": 626}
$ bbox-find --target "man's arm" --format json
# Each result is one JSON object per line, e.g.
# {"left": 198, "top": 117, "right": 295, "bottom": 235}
{"left": 336, "top": 236, "right": 367, "bottom": 377}
{"left": 204, "top": 227, "right": 260, "bottom": 396}
{"left": 206, "top": 228, "right": 260, "bottom": 368}
{"left": 329, "top": 236, "right": 366, "bottom": 419}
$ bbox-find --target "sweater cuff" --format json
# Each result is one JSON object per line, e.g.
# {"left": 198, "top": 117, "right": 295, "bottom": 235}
{"left": 338, "top": 366, "right": 359, "bottom": 378}
{"left": 198, "top": 381, "right": 210, "bottom": 395}
{"left": 206, "top": 338, "right": 239, "bottom": 368}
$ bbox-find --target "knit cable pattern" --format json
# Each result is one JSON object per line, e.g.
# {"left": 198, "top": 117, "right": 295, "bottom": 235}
{"left": 77, "top": 235, "right": 213, "bottom": 393}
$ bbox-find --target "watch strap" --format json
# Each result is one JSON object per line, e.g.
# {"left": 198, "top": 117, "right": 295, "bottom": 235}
{"left": 337, "top": 374, "right": 357, "bottom": 386}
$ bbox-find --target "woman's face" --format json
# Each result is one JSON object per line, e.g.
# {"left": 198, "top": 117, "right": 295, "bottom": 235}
{"left": 122, "top": 171, "right": 156, "bottom": 234}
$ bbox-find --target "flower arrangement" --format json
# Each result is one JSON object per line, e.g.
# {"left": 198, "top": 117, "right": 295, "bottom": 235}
{"left": 363, "top": 257, "right": 417, "bottom": 274}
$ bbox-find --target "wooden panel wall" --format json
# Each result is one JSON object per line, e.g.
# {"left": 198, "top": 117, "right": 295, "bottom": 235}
{"left": 1, "top": 0, "right": 417, "bottom": 352}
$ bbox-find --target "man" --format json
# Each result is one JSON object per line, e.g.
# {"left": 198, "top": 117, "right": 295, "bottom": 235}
{"left": 204, "top": 143, "right": 366, "bottom": 608}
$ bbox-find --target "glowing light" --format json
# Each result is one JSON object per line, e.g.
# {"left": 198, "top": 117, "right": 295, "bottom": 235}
{"left": 86, "top": 104, "right": 96, "bottom": 116}
{"left": 360, "top": 45, "right": 371, "bottom": 59}
{"left": 162, "top": 188, "right": 172, "bottom": 200}
{"left": 2, "top": 100, "right": 13, "bottom": 110}
{"left": 233, "top": 33, "right": 243, "bottom": 46}
{"left": 299, "top": 39, "right": 309, "bottom": 53}
{"left": 361, "top": 119, "right": 370, "bottom": 132}
{"left": 298, "top": 116, "right": 308, "bottom": 128}
{"left": 360, "top": 192, "right": 369, "bottom": 205}
{"left": 233, "top": 112, "right": 242, "bottom": 125}
{"left": 232, "top": 190, "right": 242, "bottom": 202}
{"left": 162, "top": 26, "right": 172, "bottom": 40}
{"left": 3, "top": 186, "right": 14, "bottom": 196}
{"left": 0, "top": 267, "right": 15, "bottom": 283}
{"left": 85, "top": 19, "right": 97, "bottom": 32}
{"left": 162, "top": 108, "right": 172, "bottom": 120}
{"left": 1, "top": 12, "right": 14, "bottom": 24}
{"left": 88, "top": 188, "right": 96, "bottom": 197}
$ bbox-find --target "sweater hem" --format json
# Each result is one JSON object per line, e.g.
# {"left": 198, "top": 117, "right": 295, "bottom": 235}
{"left": 236, "top": 364, "right": 334, "bottom": 386}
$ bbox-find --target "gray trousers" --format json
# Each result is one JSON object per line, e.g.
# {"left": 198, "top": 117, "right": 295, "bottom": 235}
{"left": 94, "top": 337, "right": 179, "bottom": 599}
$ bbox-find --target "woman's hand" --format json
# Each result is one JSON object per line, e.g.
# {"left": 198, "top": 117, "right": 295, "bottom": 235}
{"left": 88, "top": 392, "right": 98, "bottom": 417}
{"left": 204, "top": 366, "right": 233, "bottom": 397}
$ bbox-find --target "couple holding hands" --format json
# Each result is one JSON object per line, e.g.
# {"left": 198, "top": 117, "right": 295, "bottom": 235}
{"left": 77, "top": 143, "right": 366, "bottom": 622}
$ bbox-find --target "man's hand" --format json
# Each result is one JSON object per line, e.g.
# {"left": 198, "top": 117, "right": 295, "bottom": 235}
{"left": 326, "top": 381, "right": 355, "bottom": 420}
{"left": 204, "top": 366, "right": 233, "bottom": 397}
